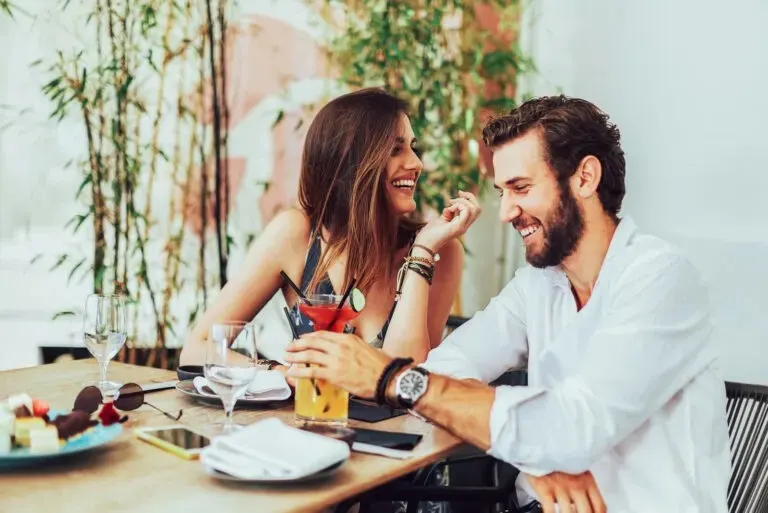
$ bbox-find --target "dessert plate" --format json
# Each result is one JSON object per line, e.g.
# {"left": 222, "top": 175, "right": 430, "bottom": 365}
{"left": 0, "top": 410, "right": 122, "bottom": 468}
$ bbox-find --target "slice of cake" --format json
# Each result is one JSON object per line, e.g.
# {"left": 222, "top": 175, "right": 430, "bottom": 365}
{"left": 29, "top": 426, "right": 61, "bottom": 453}
{"left": 14, "top": 417, "right": 46, "bottom": 447}
{"left": 7, "top": 394, "right": 33, "bottom": 415}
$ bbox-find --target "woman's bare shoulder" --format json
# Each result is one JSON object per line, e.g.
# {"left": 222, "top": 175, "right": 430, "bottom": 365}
{"left": 264, "top": 207, "right": 312, "bottom": 247}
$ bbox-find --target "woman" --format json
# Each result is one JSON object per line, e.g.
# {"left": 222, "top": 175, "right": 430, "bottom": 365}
{"left": 179, "top": 88, "right": 479, "bottom": 367}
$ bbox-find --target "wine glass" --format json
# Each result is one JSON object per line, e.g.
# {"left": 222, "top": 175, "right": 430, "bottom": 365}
{"left": 83, "top": 294, "right": 127, "bottom": 398}
{"left": 204, "top": 322, "right": 258, "bottom": 435}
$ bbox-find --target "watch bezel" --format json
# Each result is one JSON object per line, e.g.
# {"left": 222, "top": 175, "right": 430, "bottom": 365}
{"left": 395, "top": 367, "right": 429, "bottom": 409}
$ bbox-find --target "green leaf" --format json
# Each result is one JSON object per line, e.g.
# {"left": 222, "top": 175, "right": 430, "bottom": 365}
{"left": 75, "top": 174, "right": 92, "bottom": 199}
{"left": 481, "top": 97, "right": 516, "bottom": 112}
{"left": 164, "top": 319, "right": 177, "bottom": 339}
{"left": 50, "top": 254, "right": 68, "bottom": 271}
{"left": 272, "top": 110, "right": 284, "bottom": 127}
{"left": 0, "top": 0, "right": 14, "bottom": 18}
{"left": 52, "top": 310, "right": 76, "bottom": 321}
{"left": 67, "top": 258, "right": 87, "bottom": 284}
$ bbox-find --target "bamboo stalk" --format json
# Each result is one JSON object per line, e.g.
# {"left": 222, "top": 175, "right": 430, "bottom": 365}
{"left": 197, "top": 30, "right": 209, "bottom": 309}
{"left": 143, "top": 1, "right": 176, "bottom": 245}
{"left": 204, "top": 0, "right": 227, "bottom": 289}
{"left": 218, "top": 0, "right": 230, "bottom": 260}
{"left": 105, "top": 0, "right": 123, "bottom": 288}
{"left": 161, "top": 0, "right": 194, "bottom": 362}
{"left": 82, "top": 103, "right": 106, "bottom": 295}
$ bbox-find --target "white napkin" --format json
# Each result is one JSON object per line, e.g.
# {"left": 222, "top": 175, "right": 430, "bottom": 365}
{"left": 200, "top": 417, "right": 350, "bottom": 480}
{"left": 193, "top": 371, "right": 291, "bottom": 401}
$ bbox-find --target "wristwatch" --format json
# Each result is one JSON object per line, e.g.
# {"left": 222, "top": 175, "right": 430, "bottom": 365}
{"left": 394, "top": 367, "right": 430, "bottom": 409}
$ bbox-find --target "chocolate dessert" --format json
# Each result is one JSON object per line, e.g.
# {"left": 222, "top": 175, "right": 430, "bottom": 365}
{"left": 52, "top": 411, "right": 97, "bottom": 440}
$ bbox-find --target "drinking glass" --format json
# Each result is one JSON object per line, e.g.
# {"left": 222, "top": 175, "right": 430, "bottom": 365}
{"left": 294, "top": 294, "right": 357, "bottom": 426}
{"left": 83, "top": 293, "right": 128, "bottom": 398}
{"left": 204, "top": 322, "right": 258, "bottom": 435}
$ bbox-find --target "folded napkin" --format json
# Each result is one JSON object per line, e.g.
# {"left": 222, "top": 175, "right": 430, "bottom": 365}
{"left": 193, "top": 371, "right": 291, "bottom": 401}
{"left": 200, "top": 417, "right": 350, "bottom": 480}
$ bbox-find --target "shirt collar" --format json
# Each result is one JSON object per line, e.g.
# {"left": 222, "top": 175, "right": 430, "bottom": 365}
{"left": 543, "top": 215, "right": 638, "bottom": 289}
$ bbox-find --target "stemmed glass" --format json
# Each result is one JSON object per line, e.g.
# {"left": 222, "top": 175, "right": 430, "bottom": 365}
{"left": 83, "top": 293, "right": 128, "bottom": 398}
{"left": 204, "top": 322, "right": 258, "bottom": 435}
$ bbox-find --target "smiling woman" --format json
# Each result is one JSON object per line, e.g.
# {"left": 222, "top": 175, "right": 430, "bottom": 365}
{"left": 180, "top": 88, "right": 470, "bottom": 369}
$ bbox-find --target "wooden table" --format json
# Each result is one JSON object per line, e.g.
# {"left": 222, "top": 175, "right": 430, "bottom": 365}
{"left": 0, "top": 360, "right": 463, "bottom": 513}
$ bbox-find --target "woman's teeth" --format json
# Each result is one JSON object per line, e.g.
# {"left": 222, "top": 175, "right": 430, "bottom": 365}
{"left": 392, "top": 179, "right": 415, "bottom": 189}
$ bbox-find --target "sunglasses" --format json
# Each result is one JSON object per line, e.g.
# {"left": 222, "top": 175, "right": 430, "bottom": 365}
{"left": 74, "top": 383, "right": 183, "bottom": 422}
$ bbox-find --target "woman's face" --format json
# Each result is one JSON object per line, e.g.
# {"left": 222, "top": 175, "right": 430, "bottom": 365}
{"left": 383, "top": 114, "right": 423, "bottom": 216}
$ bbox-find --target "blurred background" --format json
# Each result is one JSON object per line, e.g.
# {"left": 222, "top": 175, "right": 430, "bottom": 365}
{"left": 0, "top": 0, "right": 766, "bottom": 384}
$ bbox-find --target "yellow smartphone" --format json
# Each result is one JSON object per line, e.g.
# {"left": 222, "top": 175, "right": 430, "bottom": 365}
{"left": 134, "top": 425, "right": 212, "bottom": 460}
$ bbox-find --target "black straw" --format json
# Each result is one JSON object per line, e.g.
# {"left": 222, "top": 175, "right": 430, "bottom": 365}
{"left": 280, "top": 270, "right": 307, "bottom": 301}
{"left": 336, "top": 278, "right": 357, "bottom": 311}
{"left": 283, "top": 306, "right": 321, "bottom": 396}
{"left": 282, "top": 306, "right": 300, "bottom": 339}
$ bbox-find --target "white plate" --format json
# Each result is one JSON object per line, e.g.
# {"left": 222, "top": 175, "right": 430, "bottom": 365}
{"left": 201, "top": 459, "right": 345, "bottom": 483}
{"left": 175, "top": 380, "right": 289, "bottom": 406}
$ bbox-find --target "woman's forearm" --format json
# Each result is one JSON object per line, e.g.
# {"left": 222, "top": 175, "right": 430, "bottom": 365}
{"left": 381, "top": 246, "right": 435, "bottom": 362}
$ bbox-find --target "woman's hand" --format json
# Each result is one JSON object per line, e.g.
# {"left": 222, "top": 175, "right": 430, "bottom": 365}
{"left": 414, "top": 191, "right": 481, "bottom": 252}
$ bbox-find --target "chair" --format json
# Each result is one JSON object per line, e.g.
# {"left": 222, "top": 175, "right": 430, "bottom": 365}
{"left": 726, "top": 381, "right": 768, "bottom": 513}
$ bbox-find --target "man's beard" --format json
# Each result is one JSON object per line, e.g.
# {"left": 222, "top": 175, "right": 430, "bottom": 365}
{"left": 523, "top": 183, "right": 585, "bottom": 268}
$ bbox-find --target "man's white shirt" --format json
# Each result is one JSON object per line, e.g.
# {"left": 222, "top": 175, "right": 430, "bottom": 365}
{"left": 422, "top": 217, "right": 731, "bottom": 513}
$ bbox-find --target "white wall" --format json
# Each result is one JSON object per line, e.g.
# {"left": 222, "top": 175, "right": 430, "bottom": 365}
{"left": 520, "top": 0, "right": 768, "bottom": 384}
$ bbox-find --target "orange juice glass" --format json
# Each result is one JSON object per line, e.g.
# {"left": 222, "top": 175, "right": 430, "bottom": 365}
{"left": 294, "top": 294, "right": 358, "bottom": 426}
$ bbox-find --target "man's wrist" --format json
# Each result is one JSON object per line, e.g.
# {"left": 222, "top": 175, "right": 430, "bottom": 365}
{"left": 376, "top": 358, "right": 414, "bottom": 404}
{"left": 384, "top": 364, "right": 416, "bottom": 407}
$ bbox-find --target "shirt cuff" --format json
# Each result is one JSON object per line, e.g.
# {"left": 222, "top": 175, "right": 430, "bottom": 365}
{"left": 486, "top": 385, "right": 547, "bottom": 468}
{"left": 419, "top": 359, "right": 483, "bottom": 381}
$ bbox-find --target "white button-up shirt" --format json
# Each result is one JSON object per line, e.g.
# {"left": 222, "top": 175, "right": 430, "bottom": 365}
{"left": 422, "top": 217, "right": 731, "bottom": 513}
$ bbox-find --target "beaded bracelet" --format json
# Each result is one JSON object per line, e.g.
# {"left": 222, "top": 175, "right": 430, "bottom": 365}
{"left": 395, "top": 260, "right": 435, "bottom": 298}
{"left": 410, "top": 244, "right": 439, "bottom": 262}
{"left": 404, "top": 255, "right": 433, "bottom": 266}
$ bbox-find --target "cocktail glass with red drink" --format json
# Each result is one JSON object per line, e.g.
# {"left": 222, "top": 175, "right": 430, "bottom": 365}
{"left": 294, "top": 294, "right": 359, "bottom": 426}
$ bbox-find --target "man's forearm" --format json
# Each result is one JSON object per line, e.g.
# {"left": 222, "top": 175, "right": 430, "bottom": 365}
{"left": 387, "top": 369, "right": 496, "bottom": 450}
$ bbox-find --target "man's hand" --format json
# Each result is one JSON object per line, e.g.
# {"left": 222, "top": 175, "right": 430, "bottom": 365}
{"left": 525, "top": 471, "right": 606, "bottom": 513}
{"left": 284, "top": 331, "right": 392, "bottom": 400}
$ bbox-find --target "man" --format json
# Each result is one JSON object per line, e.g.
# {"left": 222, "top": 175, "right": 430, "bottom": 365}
{"left": 285, "top": 95, "right": 731, "bottom": 513}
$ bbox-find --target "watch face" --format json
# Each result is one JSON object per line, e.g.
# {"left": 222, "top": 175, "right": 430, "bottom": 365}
{"left": 400, "top": 370, "right": 427, "bottom": 398}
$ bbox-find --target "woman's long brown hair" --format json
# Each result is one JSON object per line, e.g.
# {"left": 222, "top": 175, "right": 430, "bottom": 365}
{"left": 298, "top": 88, "right": 422, "bottom": 295}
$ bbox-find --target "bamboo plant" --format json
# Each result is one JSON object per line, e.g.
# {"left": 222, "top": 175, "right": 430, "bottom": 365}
{"left": 38, "top": 0, "right": 234, "bottom": 368}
